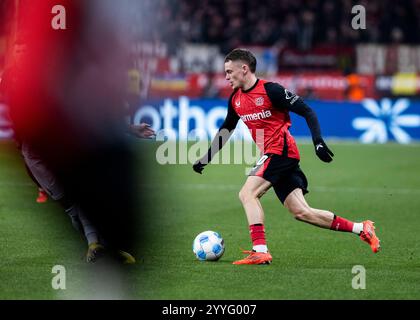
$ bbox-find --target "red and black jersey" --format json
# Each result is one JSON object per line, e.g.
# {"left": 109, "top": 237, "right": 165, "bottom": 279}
{"left": 217, "top": 79, "right": 322, "bottom": 160}
{"left": 231, "top": 79, "right": 299, "bottom": 158}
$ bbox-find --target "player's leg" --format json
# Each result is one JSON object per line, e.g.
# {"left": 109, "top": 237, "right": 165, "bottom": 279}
{"left": 23, "top": 163, "right": 48, "bottom": 203}
{"left": 283, "top": 188, "right": 380, "bottom": 253}
{"left": 21, "top": 142, "right": 105, "bottom": 259}
{"left": 233, "top": 176, "right": 273, "bottom": 265}
{"left": 274, "top": 164, "right": 357, "bottom": 229}
{"left": 234, "top": 154, "right": 299, "bottom": 265}
{"left": 284, "top": 188, "right": 336, "bottom": 228}
{"left": 238, "top": 176, "right": 272, "bottom": 225}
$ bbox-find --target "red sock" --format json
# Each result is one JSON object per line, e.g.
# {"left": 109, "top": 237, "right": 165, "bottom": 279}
{"left": 330, "top": 215, "right": 354, "bottom": 232}
{"left": 250, "top": 224, "right": 266, "bottom": 246}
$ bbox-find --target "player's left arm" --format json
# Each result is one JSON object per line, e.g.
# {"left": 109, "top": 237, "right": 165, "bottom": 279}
{"left": 192, "top": 91, "right": 239, "bottom": 174}
{"left": 264, "top": 82, "right": 334, "bottom": 162}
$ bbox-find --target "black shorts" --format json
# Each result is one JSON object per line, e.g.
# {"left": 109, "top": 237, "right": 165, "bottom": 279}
{"left": 249, "top": 153, "right": 308, "bottom": 203}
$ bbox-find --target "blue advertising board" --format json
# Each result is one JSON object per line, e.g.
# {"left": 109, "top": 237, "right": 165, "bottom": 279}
{"left": 133, "top": 97, "right": 420, "bottom": 144}
{"left": 2, "top": 98, "right": 420, "bottom": 143}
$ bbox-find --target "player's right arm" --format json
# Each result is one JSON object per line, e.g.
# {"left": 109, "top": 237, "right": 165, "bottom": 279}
{"left": 192, "top": 93, "right": 239, "bottom": 174}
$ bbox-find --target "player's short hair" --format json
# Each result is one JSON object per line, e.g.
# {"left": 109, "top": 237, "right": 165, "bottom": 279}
{"left": 224, "top": 48, "right": 257, "bottom": 73}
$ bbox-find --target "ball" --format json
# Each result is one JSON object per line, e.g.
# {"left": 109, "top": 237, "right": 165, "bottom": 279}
{"left": 192, "top": 230, "right": 225, "bottom": 261}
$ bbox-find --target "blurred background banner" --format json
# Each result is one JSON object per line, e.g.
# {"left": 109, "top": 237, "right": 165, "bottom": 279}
{"left": 134, "top": 97, "right": 420, "bottom": 143}
{"left": 2, "top": 0, "right": 420, "bottom": 142}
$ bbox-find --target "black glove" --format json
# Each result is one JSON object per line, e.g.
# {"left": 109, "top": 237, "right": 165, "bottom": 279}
{"left": 314, "top": 139, "right": 334, "bottom": 163}
{"left": 193, "top": 160, "right": 206, "bottom": 174}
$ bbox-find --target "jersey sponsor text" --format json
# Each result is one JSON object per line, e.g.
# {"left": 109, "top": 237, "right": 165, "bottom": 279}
{"left": 240, "top": 110, "right": 272, "bottom": 122}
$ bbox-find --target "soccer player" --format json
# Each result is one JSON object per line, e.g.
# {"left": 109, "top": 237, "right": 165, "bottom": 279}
{"left": 193, "top": 49, "right": 381, "bottom": 265}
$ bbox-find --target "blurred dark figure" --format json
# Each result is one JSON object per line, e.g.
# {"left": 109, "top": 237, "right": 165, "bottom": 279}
{"left": 6, "top": 0, "right": 148, "bottom": 264}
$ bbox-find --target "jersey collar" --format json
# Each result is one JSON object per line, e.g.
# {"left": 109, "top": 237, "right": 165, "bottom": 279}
{"left": 242, "top": 79, "right": 259, "bottom": 93}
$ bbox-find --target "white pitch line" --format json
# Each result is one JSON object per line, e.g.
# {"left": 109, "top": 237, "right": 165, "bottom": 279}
{"left": 2, "top": 181, "right": 419, "bottom": 195}
{"left": 140, "top": 183, "right": 420, "bottom": 195}
{"left": 311, "top": 186, "right": 420, "bottom": 195}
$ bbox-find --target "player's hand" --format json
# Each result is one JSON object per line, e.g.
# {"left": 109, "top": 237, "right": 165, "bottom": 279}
{"left": 129, "top": 123, "right": 156, "bottom": 139}
{"left": 314, "top": 139, "right": 334, "bottom": 162}
{"left": 193, "top": 160, "right": 206, "bottom": 174}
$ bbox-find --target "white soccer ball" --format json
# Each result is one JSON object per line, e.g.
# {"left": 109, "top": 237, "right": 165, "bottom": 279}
{"left": 192, "top": 230, "right": 225, "bottom": 261}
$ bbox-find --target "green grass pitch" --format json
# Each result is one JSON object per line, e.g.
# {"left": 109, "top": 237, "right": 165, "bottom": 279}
{"left": 1, "top": 140, "right": 419, "bottom": 299}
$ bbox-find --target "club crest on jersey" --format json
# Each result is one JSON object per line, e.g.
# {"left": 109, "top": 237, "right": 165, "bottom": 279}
{"left": 235, "top": 100, "right": 241, "bottom": 107}
{"left": 255, "top": 97, "right": 264, "bottom": 106}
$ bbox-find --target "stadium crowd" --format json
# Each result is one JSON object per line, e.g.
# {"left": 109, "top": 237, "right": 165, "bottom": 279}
{"left": 2, "top": 0, "right": 420, "bottom": 101}
{"left": 131, "top": 0, "right": 420, "bottom": 53}
{"left": 2, "top": 0, "right": 420, "bottom": 71}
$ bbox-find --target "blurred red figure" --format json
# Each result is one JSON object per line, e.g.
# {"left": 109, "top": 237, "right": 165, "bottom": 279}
{"left": 5, "top": 0, "right": 151, "bottom": 266}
